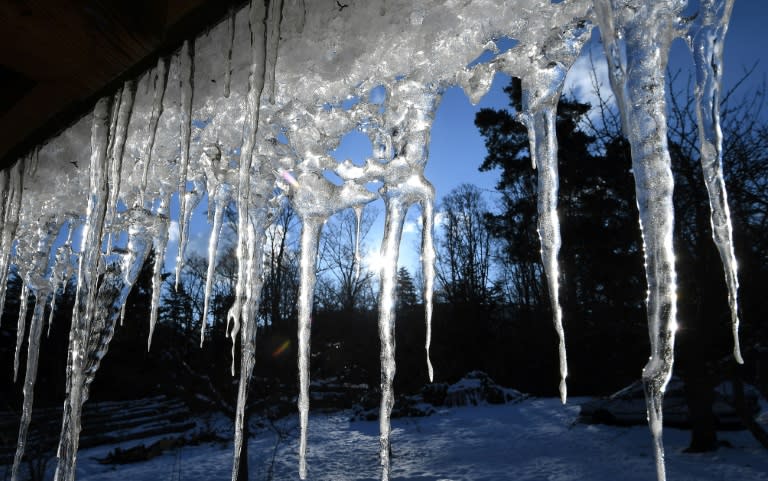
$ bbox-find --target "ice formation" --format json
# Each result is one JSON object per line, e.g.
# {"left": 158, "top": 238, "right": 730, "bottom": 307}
{"left": 0, "top": 1, "right": 739, "bottom": 481}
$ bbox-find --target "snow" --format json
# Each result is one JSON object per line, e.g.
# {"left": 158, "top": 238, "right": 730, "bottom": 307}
{"left": 60, "top": 399, "right": 768, "bottom": 481}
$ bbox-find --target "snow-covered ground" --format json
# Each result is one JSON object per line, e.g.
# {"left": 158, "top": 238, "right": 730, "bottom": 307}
{"left": 63, "top": 397, "right": 768, "bottom": 481}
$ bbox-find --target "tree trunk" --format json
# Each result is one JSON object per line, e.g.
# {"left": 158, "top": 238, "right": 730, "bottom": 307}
{"left": 682, "top": 364, "right": 718, "bottom": 452}
{"left": 731, "top": 362, "right": 768, "bottom": 450}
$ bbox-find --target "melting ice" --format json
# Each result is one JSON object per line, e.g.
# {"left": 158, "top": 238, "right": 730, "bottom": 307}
{"left": 0, "top": 1, "right": 741, "bottom": 481}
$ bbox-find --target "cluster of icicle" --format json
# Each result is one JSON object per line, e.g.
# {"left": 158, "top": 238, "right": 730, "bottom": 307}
{"left": 0, "top": 1, "right": 740, "bottom": 481}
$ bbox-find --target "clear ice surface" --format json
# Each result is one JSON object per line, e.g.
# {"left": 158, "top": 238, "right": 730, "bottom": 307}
{"left": 0, "top": 2, "right": 740, "bottom": 481}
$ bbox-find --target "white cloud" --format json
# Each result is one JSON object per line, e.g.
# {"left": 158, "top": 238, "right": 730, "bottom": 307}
{"left": 168, "top": 220, "right": 180, "bottom": 243}
{"left": 403, "top": 219, "right": 420, "bottom": 234}
{"left": 564, "top": 47, "right": 615, "bottom": 112}
{"left": 433, "top": 211, "right": 447, "bottom": 228}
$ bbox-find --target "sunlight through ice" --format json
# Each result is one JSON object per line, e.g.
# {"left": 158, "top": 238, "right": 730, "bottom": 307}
{"left": 0, "top": 1, "right": 742, "bottom": 481}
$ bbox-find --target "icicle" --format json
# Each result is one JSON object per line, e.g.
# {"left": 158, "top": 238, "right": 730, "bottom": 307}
{"left": 140, "top": 58, "right": 169, "bottom": 208}
{"left": 224, "top": 6, "right": 236, "bottom": 98}
{"left": 11, "top": 297, "right": 47, "bottom": 481}
{"left": 420, "top": 196, "right": 436, "bottom": 382}
{"left": 55, "top": 96, "right": 113, "bottom": 481}
{"left": 296, "top": 216, "right": 322, "bottom": 480}
{"left": 147, "top": 194, "right": 171, "bottom": 350}
{"left": 353, "top": 205, "right": 363, "bottom": 280}
{"left": 106, "top": 81, "right": 136, "bottom": 254}
{"left": 690, "top": 0, "right": 742, "bottom": 363}
{"left": 231, "top": 208, "right": 269, "bottom": 481}
{"left": 13, "top": 283, "right": 29, "bottom": 382}
{"left": 264, "top": 0, "right": 284, "bottom": 104}
{"left": 48, "top": 223, "right": 76, "bottom": 336}
{"left": 201, "top": 199, "right": 225, "bottom": 347}
{"left": 524, "top": 107, "right": 567, "bottom": 404}
{"left": 175, "top": 41, "right": 195, "bottom": 287}
{"left": 228, "top": 0, "right": 282, "bottom": 374}
{"left": 377, "top": 191, "right": 408, "bottom": 481}
{"left": 0, "top": 161, "right": 24, "bottom": 327}
{"left": 595, "top": 2, "right": 682, "bottom": 480}
{"left": 175, "top": 184, "right": 202, "bottom": 291}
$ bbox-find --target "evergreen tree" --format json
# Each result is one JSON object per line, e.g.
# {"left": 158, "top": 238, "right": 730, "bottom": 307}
{"left": 475, "top": 81, "right": 647, "bottom": 393}
{"left": 396, "top": 267, "right": 418, "bottom": 311}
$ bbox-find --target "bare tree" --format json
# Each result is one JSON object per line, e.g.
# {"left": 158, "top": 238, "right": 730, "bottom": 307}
{"left": 316, "top": 207, "right": 378, "bottom": 312}
{"left": 435, "top": 183, "right": 497, "bottom": 306}
{"left": 261, "top": 204, "right": 300, "bottom": 331}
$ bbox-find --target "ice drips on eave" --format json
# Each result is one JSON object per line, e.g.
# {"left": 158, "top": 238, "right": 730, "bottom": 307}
{"left": 0, "top": 1, "right": 740, "bottom": 481}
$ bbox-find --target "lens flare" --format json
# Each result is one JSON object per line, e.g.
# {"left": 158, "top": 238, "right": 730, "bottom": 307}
{"left": 272, "top": 339, "right": 291, "bottom": 357}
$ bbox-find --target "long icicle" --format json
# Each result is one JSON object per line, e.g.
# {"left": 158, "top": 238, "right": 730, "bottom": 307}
{"left": 420, "top": 194, "right": 436, "bottom": 382}
{"left": 106, "top": 80, "right": 136, "bottom": 255}
{"left": 595, "top": 2, "right": 681, "bottom": 480}
{"left": 297, "top": 216, "right": 322, "bottom": 480}
{"left": 378, "top": 192, "right": 407, "bottom": 481}
{"left": 11, "top": 297, "right": 48, "bottom": 481}
{"left": 13, "top": 283, "right": 29, "bottom": 382}
{"left": 526, "top": 107, "right": 567, "bottom": 404}
{"left": 201, "top": 198, "right": 225, "bottom": 347}
{"left": 175, "top": 40, "right": 195, "bottom": 290}
{"left": 140, "top": 58, "right": 169, "bottom": 209}
{"left": 353, "top": 205, "right": 363, "bottom": 281}
{"left": 0, "top": 161, "right": 24, "bottom": 327}
{"left": 231, "top": 209, "right": 269, "bottom": 481}
{"left": 228, "top": 0, "right": 269, "bottom": 367}
{"left": 54, "top": 95, "right": 113, "bottom": 481}
{"left": 147, "top": 194, "right": 171, "bottom": 350}
{"left": 691, "top": 0, "right": 742, "bottom": 363}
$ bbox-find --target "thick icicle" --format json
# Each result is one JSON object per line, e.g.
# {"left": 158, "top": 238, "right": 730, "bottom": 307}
{"left": 690, "top": 0, "right": 742, "bottom": 363}
{"left": 296, "top": 216, "right": 322, "bottom": 480}
{"left": 227, "top": 0, "right": 268, "bottom": 364}
{"left": 54, "top": 96, "right": 114, "bottom": 481}
{"left": 231, "top": 203, "right": 270, "bottom": 481}
{"left": 377, "top": 192, "right": 407, "bottom": 481}
{"left": 175, "top": 41, "right": 195, "bottom": 289}
{"left": 595, "top": 2, "right": 682, "bottom": 480}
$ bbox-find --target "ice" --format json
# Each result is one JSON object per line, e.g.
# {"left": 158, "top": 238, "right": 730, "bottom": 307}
{"left": 420, "top": 196, "right": 436, "bottom": 383}
{"left": 146, "top": 195, "right": 171, "bottom": 350}
{"left": 688, "top": 0, "right": 742, "bottom": 364}
{"left": 377, "top": 193, "right": 407, "bottom": 481}
{"left": 594, "top": 1, "right": 683, "bottom": 480}
{"left": 175, "top": 41, "right": 195, "bottom": 290}
{"left": 0, "top": 161, "right": 23, "bottom": 327}
{"left": 296, "top": 216, "right": 321, "bottom": 480}
{"left": 0, "top": 1, "right": 740, "bottom": 481}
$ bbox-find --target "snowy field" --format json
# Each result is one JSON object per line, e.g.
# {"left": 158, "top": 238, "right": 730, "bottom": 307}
{"left": 64, "top": 398, "right": 768, "bottom": 481}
